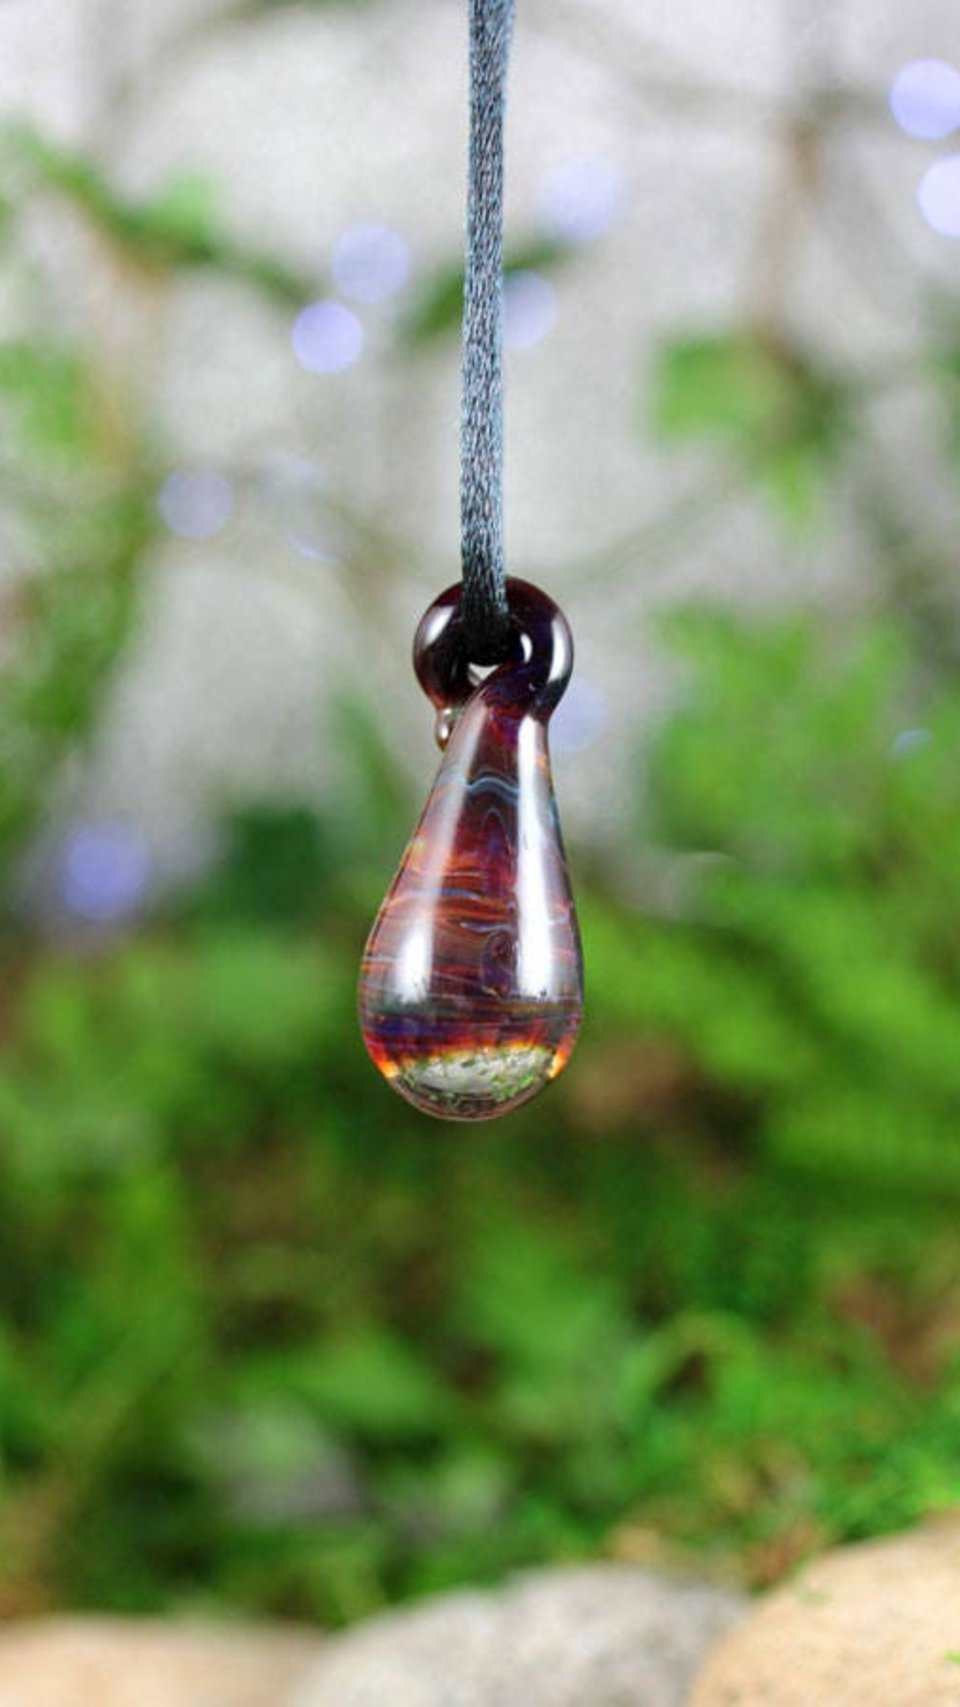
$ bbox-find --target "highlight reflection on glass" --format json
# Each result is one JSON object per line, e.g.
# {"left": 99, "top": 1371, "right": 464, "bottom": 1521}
{"left": 889, "top": 59, "right": 960, "bottom": 140}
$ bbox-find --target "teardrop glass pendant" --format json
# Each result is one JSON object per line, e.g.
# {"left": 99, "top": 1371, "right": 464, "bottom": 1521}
{"left": 358, "top": 578, "right": 583, "bottom": 1120}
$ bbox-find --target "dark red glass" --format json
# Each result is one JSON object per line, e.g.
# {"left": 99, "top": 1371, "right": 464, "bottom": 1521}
{"left": 358, "top": 577, "right": 583, "bottom": 1120}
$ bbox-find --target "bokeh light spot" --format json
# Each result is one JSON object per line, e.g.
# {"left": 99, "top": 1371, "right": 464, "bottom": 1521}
{"left": 536, "top": 155, "right": 625, "bottom": 243}
{"left": 331, "top": 223, "right": 411, "bottom": 303}
{"left": 59, "top": 822, "right": 150, "bottom": 922}
{"left": 891, "top": 727, "right": 932, "bottom": 758}
{"left": 292, "top": 300, "right": 364, "bottom": 373}
{"left": 158, "top": 469, "right": 233, "bottom": 540}
{"left": 257, "top": 452, "right": 341, "bottom": 563}
{"left": 552, "top": 678, "right": 609, "bottom": 755}
{"left": 503, "top": 271, "right": 557, "bottom": 349}
{"left": 889, "top": 59, "right": 960, "bottom": 140}
{"left": 918, "top": 155, "right": 960, "bottom": 235}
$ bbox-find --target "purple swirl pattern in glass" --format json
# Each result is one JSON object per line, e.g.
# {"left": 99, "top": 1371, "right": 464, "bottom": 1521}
{"left": 358, "top": 578, "right": 583, "bottom": 1120}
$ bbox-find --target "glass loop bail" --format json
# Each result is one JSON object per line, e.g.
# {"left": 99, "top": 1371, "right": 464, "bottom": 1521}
{"left": 413, "top": 576, "right": 575, "bottom": 723}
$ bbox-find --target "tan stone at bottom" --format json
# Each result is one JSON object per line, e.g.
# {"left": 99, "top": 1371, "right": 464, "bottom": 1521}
{"left": 0, "top": 1618, "right": 324, "bottom": 1707}
{"left": 691, "top": 1522, "right": 960, "bottom": 1707}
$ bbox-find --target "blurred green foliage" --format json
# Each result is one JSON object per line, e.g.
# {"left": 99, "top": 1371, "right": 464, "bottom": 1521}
{"left": 651, "top": 333, "right": 848, "bottom": 527}
{"left": 1, "top": 613, "right": 960, "bottom": 1624}
{"left": 3, "top": 62, "right": 960, "bottom": 1634}
{"left": 0, "top": 321, "right": 151, "bottom": 883}
{"left": 596, "top": 608, "right": 960, "bottom": 1187}
{"left": 5, "top": 126, "right": 315, "bottom": 306}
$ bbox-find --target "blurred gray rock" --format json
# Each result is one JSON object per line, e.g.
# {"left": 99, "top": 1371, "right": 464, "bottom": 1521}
{"left": 289, "top": 1564, "right": 746, "bottom": 1707}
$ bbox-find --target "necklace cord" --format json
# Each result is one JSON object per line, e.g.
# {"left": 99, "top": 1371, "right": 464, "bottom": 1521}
{"left": 459, "top": 0, "right": 515, "bottom": 663}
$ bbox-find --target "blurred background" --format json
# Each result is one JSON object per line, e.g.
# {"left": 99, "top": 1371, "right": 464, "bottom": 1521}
{"left": 1, "top": 0, "right": 960, "bottom": 1629}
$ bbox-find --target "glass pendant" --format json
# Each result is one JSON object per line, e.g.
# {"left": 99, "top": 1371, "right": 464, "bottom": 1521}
{"left": 358, "top": 577, "right": 583, "bottom": 1120}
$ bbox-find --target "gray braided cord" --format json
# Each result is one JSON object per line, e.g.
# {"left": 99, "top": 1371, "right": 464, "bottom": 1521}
{"left": 459, "top": 0, "right": 515, "bottom": 661}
